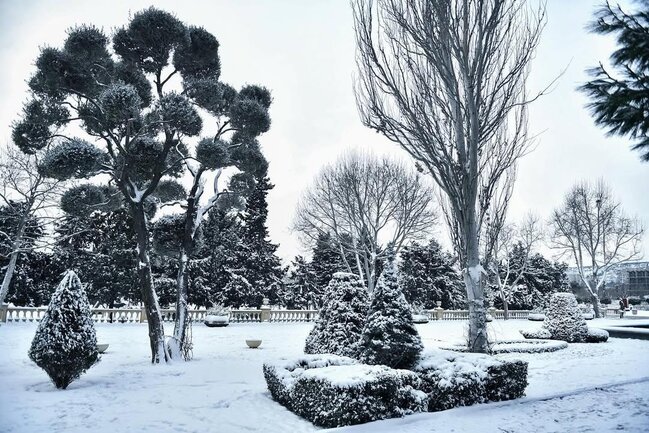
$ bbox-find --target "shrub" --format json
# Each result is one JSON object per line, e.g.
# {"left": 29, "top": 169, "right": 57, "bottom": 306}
{"left": 304, "top": 272, "right": 368, "bottom": 358}
{"left": 263, "top": 354, "right": 426, "bottom": 428}
{"left": 543, "top": 293, "right": 588, "bottom": 342}
{"left": 412, "top": 350, "right": 528, "bottom": 411}
{"left": 585, "top": 327, "right": 609, "bottom": 343}
{"left": 28, "top": 271, "right": 99, "bottom": 389}
{"left": 600, "top": 298, "right": 612, "bottom": 305}
{"left": 628, "top": 297, "right": 642, "bottom": 306}
{"left": 358, "top": 250, "right": 422, "bottom": 369}
{"left": 264, "top": 351, "right": 529, "bottom": 427}
{"left": 521, "top": 328, "right": 552, "bottom": 339}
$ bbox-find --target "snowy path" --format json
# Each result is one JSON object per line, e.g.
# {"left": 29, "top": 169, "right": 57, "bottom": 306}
{"left": 1, "top": 319, "right": 648, "bottom": 433}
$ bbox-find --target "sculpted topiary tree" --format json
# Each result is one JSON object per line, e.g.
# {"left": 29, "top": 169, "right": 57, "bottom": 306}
{"left": 12, "top": 8, "right": 269, "bottom": 362}
{"left": 305, "top": 272, "right": 368, "bottom": 358}
{"left": 359, "top": 247, "right": 423, "bottom": 369}
{"left": 28, "top": 271, "right": 99, "bottom": 389}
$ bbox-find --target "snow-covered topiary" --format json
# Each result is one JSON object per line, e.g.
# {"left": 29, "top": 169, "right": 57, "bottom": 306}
{"left": 521, "top": 293, "right": 608, "bottom": 343}
{"left": 586, "top": 327, "right": 609, "bottom": 343}
{"left": 542, "top": 293, "right": 588, "bottom": 342}
{"left": 28, "top": 271, "right": 99, "bottom": 389}
{"left": 358, "top": 249, "right": 423, "bottom": 369}
{"left": 304, "top": 272, "right": 368, "bottom": 358}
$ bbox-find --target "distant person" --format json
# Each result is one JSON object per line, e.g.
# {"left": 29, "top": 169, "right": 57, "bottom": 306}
{"left": 619, "top": 298, "right": 625, "bottom": 318}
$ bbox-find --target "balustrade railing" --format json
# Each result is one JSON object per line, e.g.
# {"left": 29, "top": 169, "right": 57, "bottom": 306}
{"left": 0, "top": 305, "right": 529, "bottom": 324}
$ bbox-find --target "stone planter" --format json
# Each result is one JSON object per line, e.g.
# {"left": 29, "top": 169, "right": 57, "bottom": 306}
{"left": 246, "top": 339, "right": 262, "bottom": 348}
{"left": 204, "top": 314, "right": 230, "bottom": 327}
{"left": 412, "top": 314, "right": 430, "bottom": 324}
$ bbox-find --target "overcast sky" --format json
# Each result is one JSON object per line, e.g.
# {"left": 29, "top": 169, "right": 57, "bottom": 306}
{"left": 0, "top": 0, "right": 647, "bottom": 264}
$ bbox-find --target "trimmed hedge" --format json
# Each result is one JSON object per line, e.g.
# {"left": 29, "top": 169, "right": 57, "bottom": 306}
{"left": 263, "top": 355, "right": 426, "bottom": 428}
{"left": 585, "top": 327, "right": 609, "bottom": 343}
{"left": 264, "top": 351, "right": 528, "bottom": 427}
{"left": 412, "top": 350, "right": 527, "bottom": 411}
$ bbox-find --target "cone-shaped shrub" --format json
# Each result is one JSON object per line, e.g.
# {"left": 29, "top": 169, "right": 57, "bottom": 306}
{"left": 359, "top": 248, "right": 423, "bottom": 369}
{"left": 542, "top": 292, "right": 588, "bottom": 343}
{"left": 28, "top": 270, "right": 99, "bottom": 389}
{"left": 304, "top": 272, "right": 368, "bottom": 358}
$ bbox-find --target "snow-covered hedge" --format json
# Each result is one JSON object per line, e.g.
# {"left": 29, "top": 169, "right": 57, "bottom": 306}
{"left": 263, "top": 354, "right": 425, "bottom": 428}
{"left": 412, "top": 350, "right": 527, "bottom": 411}
{"left": 443, "top": 339, "right": 568, "bottom": 354}
{"left": 264, "top": 350, "right": 528, "bottom": 427}
{"left": 585, "top": 327, "right": 609, "bottom": 343}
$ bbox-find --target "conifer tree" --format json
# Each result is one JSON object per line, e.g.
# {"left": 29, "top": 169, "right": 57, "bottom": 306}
{"left": 359, "top": 247, "right": 423, "bottom": 369}
{"left": 28, "top": 271, "right": 99, "bottom": 389}
{"left": 304, "top": 272, "right": 368, "bottom": 358}
{"left": 399, "top": 240, "right": 466, "bottom": 309}
{"left": 581, "top": 1, "right": 649, "bottom": 161}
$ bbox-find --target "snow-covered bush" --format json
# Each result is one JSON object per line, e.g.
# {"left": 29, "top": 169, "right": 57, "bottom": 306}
{"left": 304, "top": 272, "right": 368, "bottom": 358}
{"left": 521, "top": 293, "right": 608, "bottom": 343}
{"left": 542, "top": 293, "right": 588, "bottom": 342}
{"left": 28, "top": 271, "right": 99, "bottom": 389}
{"left": 586, "top": 327, "right": 609, "bottom": 343}
{"left": 412, "top": 350, "right": 528, "bottom": 411}
{"left": 263, "top": 354, "right": 426, "bottom": 428}
{"left": 520, "top": 327, "right": 552, "bottom": 339}
{"left": 264, "top": 351, "right": 528, "bottom": 427}
{"left": 358, "top": 252, "right": 423, "bottom": 369}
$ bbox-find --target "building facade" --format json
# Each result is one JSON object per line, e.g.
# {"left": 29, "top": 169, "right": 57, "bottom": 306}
{"left": 566, "top": 261, "right": 649, "bottom": 299}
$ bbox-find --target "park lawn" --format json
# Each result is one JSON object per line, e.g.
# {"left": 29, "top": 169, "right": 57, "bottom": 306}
{"left": 0, "top": 318, "right": 648, "bottom": 433}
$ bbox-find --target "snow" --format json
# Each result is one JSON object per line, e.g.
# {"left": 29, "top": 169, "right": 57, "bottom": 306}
{"left": 1, "top": 319, "right": 648, "bottom": 433}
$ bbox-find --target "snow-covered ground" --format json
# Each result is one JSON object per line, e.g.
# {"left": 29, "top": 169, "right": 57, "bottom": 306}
{"left": 1, "top": 318, "right": 648, "bottom": 433}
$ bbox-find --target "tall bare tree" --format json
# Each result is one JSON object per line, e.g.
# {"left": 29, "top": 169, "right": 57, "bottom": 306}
{"left": 0, "top": 145, "right": 65, "bottom": 305}
{"left": 352, "top": 0, "right": 545, "bottom": 351}
{"left": 294, "top": 151, "right": 436, "bottom": 291}
{"left": 550, "top": 180, "right": 644, "bottom": 317}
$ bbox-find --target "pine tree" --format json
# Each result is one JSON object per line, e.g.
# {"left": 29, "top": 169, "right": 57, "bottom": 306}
{"left": 399, "top": 240, "right": 466, "bottom": 309}
{"left": 359, "top": 247, "right": 423, "bottom": 369}
{"left": 304, "top": 272, "right": 368, "bottom": 358}
{"left": 237, "top": 175, "right": 284, "bottom": 307}
{"left": 281, "top": 255, "right": 318, "bottom": 309}
{"left": 28, "top": 271, "right": 99, "bottom": 389}
{"left": 311, "top": 232, "right": 350, "bottom": 292}
{"left": 581, "top": 2, "right": 649, "bottom": 161}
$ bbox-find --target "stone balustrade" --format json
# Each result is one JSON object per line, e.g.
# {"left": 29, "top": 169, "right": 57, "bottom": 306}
{"left": 0, "top": 304, "right": 529, "bottom": 324}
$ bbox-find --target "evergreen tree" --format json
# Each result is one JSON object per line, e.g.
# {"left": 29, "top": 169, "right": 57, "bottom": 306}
{"left": 281, "top": 255, "right": 318, "bottom": 309}
{"left": 359, "top": 248, "right": 423, "bottom": 369}
{"left": 542, "top": 293, "right": 588, "bottom": 343}
{"left": 55, "top": 208, "right": 139, "bottom": 309}
{"left": 493, "top": 246, "right": 568, "bottom": 310}
{"left": 236, "top": 175, "right": 284, "bottom": 307}
{"left": 311, "top": 232, "right": 350, "bottom": 292}
{"left": 304, "top": 272, "right": 368, "bottom": 358}
{"left": 28, "top": 271, "right": 99, "bottom": 389}
{"left": 399, "top": 240, "right": 466, "bottom": 309}
{"left": 6, "top": 251, "right": 64, "bottom": 306}
{"left": 581, "top": 2, "right": 649, "bottom": 161}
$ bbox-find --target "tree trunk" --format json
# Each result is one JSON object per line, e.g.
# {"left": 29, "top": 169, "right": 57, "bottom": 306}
{"left": 0, "top": 214, "right": 28, "bottom": 305}
{"left": 170, "top": 249, "right": 190, "bottom": 360}
{"left": 591, "top": 292, "right": 601, "bottom": 319}
{"left": 464, "top": 216, "right": 489, "bottom": 353}
{"left": 131, "top": 203, "right": 168, "bottom": 363}
{"left": 495, "top": 273, "right": 510, "bottom": 320}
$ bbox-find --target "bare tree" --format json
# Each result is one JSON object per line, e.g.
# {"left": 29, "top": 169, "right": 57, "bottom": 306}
{"left": 550, "top": 180, "right": 644, "bottom": 317}
{"left": 294, "top": 151, "right": 437, "bottom": 291}
{"left": 0, "top": 145, "right": 65, "bottom": 305}
{"left": 488, "top": 213, "right": 543, "bottom": 319}
{"left": 352, "top": 0, "right": 545, "bottom": 351}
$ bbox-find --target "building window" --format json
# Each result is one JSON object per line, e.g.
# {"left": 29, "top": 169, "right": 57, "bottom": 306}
{"left": 628, "top": 270, "right": 649, "bottom": 297}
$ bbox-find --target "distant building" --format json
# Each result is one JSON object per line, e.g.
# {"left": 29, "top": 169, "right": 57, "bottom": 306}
{"left": 566, "top": 261, "right": 649, "bottom": 299}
